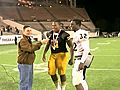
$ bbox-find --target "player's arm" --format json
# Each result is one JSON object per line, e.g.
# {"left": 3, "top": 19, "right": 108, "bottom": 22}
{"left": 42, "top": 31, "right": 52, "bottom": 62}
{"left": 66, "top": 38, "right": 74, "bottom": 65}
{"left": 42, "top": 42, "right": 50, "bottom": 62}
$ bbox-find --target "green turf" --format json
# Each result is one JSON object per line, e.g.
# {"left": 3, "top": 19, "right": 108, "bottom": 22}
{"left": 0, "top": 37, "right": 120, "bottom": 90}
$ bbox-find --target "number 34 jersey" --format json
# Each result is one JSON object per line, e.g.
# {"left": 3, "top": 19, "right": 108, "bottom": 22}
{"left": 73, "top": 29, "right": 90, "bottom": 56}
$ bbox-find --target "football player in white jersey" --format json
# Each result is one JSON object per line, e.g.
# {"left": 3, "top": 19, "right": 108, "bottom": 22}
{"left": 69, "top": 19, "right": 90, "bottom": 90}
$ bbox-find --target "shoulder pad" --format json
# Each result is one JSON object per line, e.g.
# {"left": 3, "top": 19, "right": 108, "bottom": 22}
{"left": 61, "top": 30, "right": 70, "bottom": 39}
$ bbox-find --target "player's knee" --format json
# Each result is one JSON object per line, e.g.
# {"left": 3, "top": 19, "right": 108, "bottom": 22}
{"left": 60, "top": 75, "right": 66, "bottom": 82}
{"left": 51, "top": 74, "right": 58, "bottom": 82}
{"left": 75, "top": 83, "right": 84, "bottom": 90}
{"left": 81, "top": 80, "right": 88, "bottom": 90}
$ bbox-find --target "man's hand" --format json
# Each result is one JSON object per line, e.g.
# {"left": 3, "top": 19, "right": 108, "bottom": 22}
{"left": 78, "top": 63, "right": 84, "bottom": 71}
{"left": 41, "top": 39, "right": 49, "bottom": 44}
{"left": 68, "top": 58, "right": 74, "bottom": 65}
{"left": 42, "top": 55, "right": 46, "bottom": 62}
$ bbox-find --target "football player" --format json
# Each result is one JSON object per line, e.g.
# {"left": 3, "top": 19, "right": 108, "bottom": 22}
{"left": 69, "top": 19, "right": 90, "bottom": 90}
{"left": 42, "top": 21, "right": 73, "bottom": 90}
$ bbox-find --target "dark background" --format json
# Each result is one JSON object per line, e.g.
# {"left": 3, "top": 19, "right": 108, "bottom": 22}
{"left": 76, "top": 0, "right": 120, "bottom": 32}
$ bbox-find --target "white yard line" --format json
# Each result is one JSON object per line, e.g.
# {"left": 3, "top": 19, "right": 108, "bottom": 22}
{"left": 0, "top": 63, "right": 48, "bottom": 67}
{"left": 1, "top": 64, "right": 17, "bottom": 67}
{"left": 13, "top": 67, "right": 48, "bottom": 73}
{"left": 0, "top": 63, "right": 48, "bottom": 73}
{"left": 95, "top": 55, "right": 120, "bottom": 56}
{"left": 1, "top": 64, "right": 120, "bottom": 72}
{"left": 90, "top": 47, "right": 99, "bottom": 51}
{"left": 98, "top": 49, "right": 120, "bottom": 51}
{"left": 89, "top": 68, "right": 120, "bottom": 71}
{"left": 0, "top": 49, "right": 17, "bottom": 55}
{"left": 97, "top": 42, "right": 110, "bottom": 45}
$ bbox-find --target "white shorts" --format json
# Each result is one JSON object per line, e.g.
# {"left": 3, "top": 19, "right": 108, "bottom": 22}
{"left": 72, "top": 60, "right": 83, "bottom": 86}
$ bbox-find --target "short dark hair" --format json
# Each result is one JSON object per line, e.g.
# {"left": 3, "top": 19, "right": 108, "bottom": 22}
{"left": 52, "top": 20, "right": 61, "bottom": 25}
{"left": 23, "top": 25, "right": 30, "bottom": 30}
{"left": 72, "top": 19, "right": 81, "bottom": 26}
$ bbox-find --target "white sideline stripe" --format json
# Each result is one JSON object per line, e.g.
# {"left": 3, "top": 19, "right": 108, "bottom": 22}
{"left": 0, "top": 49, "right": 17, "bottom": 55}
{"left": 89, "top": 68, "right": 120, "bottom": 71}
{"left": 90, "top": 47, "right": 99, "bottom": 51}
{"left": 97, "top": 42, "right": 110, "bottom": 45}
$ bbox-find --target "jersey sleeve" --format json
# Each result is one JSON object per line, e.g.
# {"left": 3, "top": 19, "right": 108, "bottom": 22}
{"left": 46, "top": 30, "right": 53, "bottom": 39}
{"left": 61, "top": 31, "right": 70, "bottom": 40}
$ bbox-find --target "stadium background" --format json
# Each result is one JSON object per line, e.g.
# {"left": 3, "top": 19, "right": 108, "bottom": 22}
{"left": 0, "top": 0, "right": 120, "bottom": 90}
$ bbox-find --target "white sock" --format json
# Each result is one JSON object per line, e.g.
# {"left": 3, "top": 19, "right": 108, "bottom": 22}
{"left": 56, "top": 82, "right": 61, "bottom": 90}
{"left": 61, "top": 84, "right": 66, "bottom": 90}
{"left": 81, "top": 80, "right": 88, "bottom": 90}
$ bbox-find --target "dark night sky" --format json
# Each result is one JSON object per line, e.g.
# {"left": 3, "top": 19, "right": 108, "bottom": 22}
{"left": 76, "top": 0, "right": 120, "bottom": 31}
{"left": 77, "top": 0, "right": 120, "bottom": 20}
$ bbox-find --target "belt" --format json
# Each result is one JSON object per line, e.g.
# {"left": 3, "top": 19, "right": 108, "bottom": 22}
{"left": 75, "top": 55, "right": 82, "bottom": 58}
{"left": 74, "top": 55, "right": 82, "bottom": 60}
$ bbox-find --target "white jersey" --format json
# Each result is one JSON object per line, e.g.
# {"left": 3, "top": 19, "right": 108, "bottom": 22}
{"left": 72, "top": 29, "right": 90, "bottom": 89}
{"left": 73, "top": 29, "right": 90, "bottom": 63}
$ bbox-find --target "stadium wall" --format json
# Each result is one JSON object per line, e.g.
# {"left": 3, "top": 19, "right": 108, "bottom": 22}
{"left": 2, "top": 19, "right": 42, "bottom": 41}
{"left": 0, "top": 35, "right": 39, "bottom": 45}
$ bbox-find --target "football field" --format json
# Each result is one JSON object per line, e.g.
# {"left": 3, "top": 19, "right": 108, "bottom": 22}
{"left": 0, "top": 37, "right": 120, "bottom": 90}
